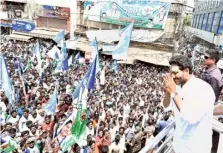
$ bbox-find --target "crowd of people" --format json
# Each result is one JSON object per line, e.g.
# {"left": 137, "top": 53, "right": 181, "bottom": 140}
{"left": 0, "top": 37, "right": 222, "bottom": 153}
{"left": 0, "top": 38, "right": 176, "bottom": 153}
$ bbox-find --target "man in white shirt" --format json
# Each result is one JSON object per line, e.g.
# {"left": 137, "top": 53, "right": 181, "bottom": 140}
{"left": 6, "top": 110, "right": 19, "bottom": 125}
{"left": 86, "top": 121, "right": 94, "bottom": 136}
{"left": 162, "top": 55, "right": 215, "bottom": 153}
{"left": 19, "top": 109, "right": 34, "bottom": 132}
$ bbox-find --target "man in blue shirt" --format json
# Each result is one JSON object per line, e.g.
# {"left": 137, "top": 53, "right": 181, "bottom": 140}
{"left": 202, "top": 49, "right": 223, "bottom": 104}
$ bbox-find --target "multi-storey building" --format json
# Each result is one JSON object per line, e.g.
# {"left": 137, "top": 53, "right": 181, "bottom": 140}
{"left": 189, "top": 0, "right": 223, "bottom": 50}
{"left": 0, "top": 0, "right": 27, "bottom": 34}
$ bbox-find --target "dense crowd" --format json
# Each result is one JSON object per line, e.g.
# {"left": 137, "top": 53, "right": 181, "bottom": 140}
{"left": 0, "top": 38, "right": 182, "bottom": 153}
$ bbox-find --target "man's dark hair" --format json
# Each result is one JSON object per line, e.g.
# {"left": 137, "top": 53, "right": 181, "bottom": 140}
{"left": 206, "top": 49, "right": 219, "bottom": 63}
{"left": 101, "top": 146, "right": 109, "bottom": 153}
{"left": 26, "top": 120, "right": 33, "bottom": 127}
{"left": 5, "top": 122, "right": 12, "bottom": 127}
{"left": 89, "top": 140, "right": 95, "bottom": 146}
{"left": 10, "top": 110, "right": 17, "bottom": 114}
{"left": 119, "top": 127, "right": 125, "bottom": 131}
{"left": 10, "top": 128, "right": 16, "bottom": 134}
{"left": 169, "top": 55, "right": 193, "bottom": 74}
{"left": 115, "top": 135, "right": 120, "bottom": 145}
{"left": 23, "top": 109, "right": 29, "bottom": 113}
{"left": 21, "top": 130, "right": 29, "bottom": 137}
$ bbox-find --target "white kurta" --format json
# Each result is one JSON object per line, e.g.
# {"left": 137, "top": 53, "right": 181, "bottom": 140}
{"left": 169, "top": 77, "right": 215, "bottom": 153}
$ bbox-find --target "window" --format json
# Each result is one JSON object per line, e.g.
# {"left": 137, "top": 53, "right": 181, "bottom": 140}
{"left": 198, "top": 14, "right": 204, "bottom": 29}
{"left": 206, "top": 13, "right": 213, "bottom": 31}
{"left": 218, "top": 12, "right": 223, "bottom": 34}
{"left": 196, "top": 14, "right": 200, "bottom": 28}
{"left": 192, "top": 15, "right": 195, "bottom": 27}
{"left": 193, "top": 15, "right": 197, "bottom": 27}
{"left": 195, "top": 14, "right": 199, "bottom": 28}
{"left": 202, "top": 13, "right": 208, "bottom": 30}
{"left": 211, "top": 12, "right": 220, "bottom": 33}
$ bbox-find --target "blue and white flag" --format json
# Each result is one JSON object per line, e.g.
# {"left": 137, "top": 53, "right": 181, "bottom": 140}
{"left": 34, "top": 41, "right": 41, "bottom": 63}
{"left": 15, "top": 87, "right": 20, "bottom": 103}
{"left": 72, "top": 56, "right": 97, "bottom": 99}
{"left": 44, "top": 87, "right": 57, "bottom": 115}
{"left": 55, "top": 39, "right": 68, "bottom": 72}
{"left": 89, "top": 38, "right": 100, "bottom": 73}
{"left": 61, "top": 39, "right": 68, "bottom": 71}
{"left": 113, "top": 60, "right": 119, "bottom": 73}
{"left": 15, "top": 58, "right": 27, "bottom": 96}
{"left": 68, "top": 56, "right": 73, "bottom": 67}
{"left": 53, "top": 30, "right": 65, "bottom": 44}
{"left": 34, "top": 40, "right": 42, "bottom": 73}
{"left": 85, "top": 55, "right": 97, "bottom": 90}
{"left": 55, "top": 51, "right": 59, "bottom": 60}
{"left": 47, "top": 46, "right": 60, "bottom": 60}
{"left": 112, "top": 23, "right": 133, "bottom": 60}
{"left": 0, "top": 55, "right": 13, "bottom": 104}
{"left": 74, "top": 52, "right": 80, "bottom": 67}
{"left": 14, "top": 57, "right": 24, "bottom": 78}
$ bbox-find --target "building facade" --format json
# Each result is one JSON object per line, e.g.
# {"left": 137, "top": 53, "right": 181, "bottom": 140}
{"left": 26, "top": 0, "right": 77, "bottom": 39}
{"left": 0, "top": 0, "right": 77, "bottom": 39}
{"left": 189, "top": 0, "right": 223, "bottom": 49}
{"left": 164, "top": 0, "right": 194, "bottom": 38}
{"left": 0, "top": 0, "right": 27, "bottom": 34}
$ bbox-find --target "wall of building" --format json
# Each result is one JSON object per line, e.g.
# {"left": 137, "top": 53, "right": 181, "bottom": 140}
{"left": 192, "top": 0, "right": 223, "bottom": 35}
{"left": 190, "top": 0, "right": 223, "bottom": 46}
{"left": 25, "top": 0, "right": 77, "bottom": 38}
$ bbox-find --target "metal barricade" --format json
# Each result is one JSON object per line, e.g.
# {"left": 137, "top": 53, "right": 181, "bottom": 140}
{"left": 139, "top": 118, "right": 223, "bottom": 153}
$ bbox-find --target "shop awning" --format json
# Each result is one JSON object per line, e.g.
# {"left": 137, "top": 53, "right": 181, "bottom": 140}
{"left": 12, "top": 27, "right": 69, "bottom": 39}
{"left": 129, "top": 47, "right": 172, "bottom": 66}
{"left": 76, "top": 37, "right": 102, "bottom": 52}
{"left": 101, "top": 46, "right": 171, "bottom": 66}
{"left": 5, "top": 34, "right": 33, "bottom": 42}
{"left": 74, "top": 36, "right": 172, "bottom": 66}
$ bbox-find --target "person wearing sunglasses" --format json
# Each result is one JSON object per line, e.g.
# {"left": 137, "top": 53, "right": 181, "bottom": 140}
{"left": 201, "top": 49, "right": 223, "bottom": 105}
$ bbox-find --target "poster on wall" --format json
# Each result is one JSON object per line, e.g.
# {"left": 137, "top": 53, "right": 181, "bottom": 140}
{"left": 83, "top": 0, "right": 171, "bottom": 29}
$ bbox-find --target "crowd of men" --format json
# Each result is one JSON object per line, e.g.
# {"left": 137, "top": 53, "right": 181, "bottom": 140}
{"left": 0, "top": 38, "right": 222, "bottom": 153}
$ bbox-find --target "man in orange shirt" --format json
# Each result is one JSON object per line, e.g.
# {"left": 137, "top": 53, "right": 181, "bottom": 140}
{"left": 41, "top": 115, "right": 54, "bottom": 136}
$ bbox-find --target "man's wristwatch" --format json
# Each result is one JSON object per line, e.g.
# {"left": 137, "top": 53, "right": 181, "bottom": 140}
{"left": 170, "top": 92, "right": 178, "bottom": 99}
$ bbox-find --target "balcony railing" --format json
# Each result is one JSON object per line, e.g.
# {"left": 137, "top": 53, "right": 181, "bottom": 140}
{"left": 139, "top": 118, "right": 223, "bottom": 153}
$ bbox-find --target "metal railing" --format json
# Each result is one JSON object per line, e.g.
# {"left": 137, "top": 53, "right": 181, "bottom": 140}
{"left": 139, "top": 120, "right": 175, "bottom": 153}
{"left": 139, "top": 118, "right": 223, "bottom": 153}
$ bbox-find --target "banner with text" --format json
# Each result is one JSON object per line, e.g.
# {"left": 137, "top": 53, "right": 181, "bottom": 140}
{"left": 83, "top": 0, "right": 171, "bottom": 29}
